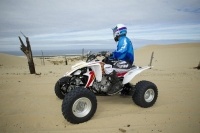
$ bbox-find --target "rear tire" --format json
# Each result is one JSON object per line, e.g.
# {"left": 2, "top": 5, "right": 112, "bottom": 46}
{"left": 132, "top": 80, "right": 158, "bottom": 108}
{"left": 62, "top": 87, "right": 97, "bottom": 124}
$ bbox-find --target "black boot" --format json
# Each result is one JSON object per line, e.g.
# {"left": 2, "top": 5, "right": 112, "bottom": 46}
{"left": 107, "top": 71, "right": 123, "bottom": 95}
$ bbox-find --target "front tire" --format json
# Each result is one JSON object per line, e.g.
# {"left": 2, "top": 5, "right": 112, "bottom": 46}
{"left": 54, "top": 76, "right": 71, "bottom": 99}
{"left": 132, "top": 80, "right": 158, "bottom": 108}
{"left": 62, "top": 87, "right": 97, "bottom": 124}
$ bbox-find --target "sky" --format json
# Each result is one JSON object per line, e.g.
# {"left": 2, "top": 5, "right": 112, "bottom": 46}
{"left": 0, "top": 0, "right": 200, "bottom": 51}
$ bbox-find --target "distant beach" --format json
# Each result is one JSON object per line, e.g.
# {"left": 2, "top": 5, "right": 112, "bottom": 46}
{"left": 0, "top": 49, "right": 114, "bottom": 57}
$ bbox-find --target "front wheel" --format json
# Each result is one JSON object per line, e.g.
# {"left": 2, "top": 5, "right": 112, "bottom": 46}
{"left": 132, "top": 80, "right": 158, "bottom": 108}
{"left": 62, "top": 87, "right": 97, "bottom": 124}
{"left": 54, "top": 76, "right": 71, "bottom": 99}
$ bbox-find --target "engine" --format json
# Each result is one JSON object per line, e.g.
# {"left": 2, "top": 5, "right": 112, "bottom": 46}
{"left": 92, "top": 76, "right": 111, "bottom": 93}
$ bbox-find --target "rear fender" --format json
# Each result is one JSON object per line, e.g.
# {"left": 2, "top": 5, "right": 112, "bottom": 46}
{"left": 122, "top": 66, "right": 151, "bottom": 84}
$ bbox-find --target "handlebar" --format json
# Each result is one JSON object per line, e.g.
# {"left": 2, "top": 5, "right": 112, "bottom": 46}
{"left": 86, "top": 51, "right": 112, "bottom": 63}
{"left": 86, "top": 53, "right": 100, "bottom": 62}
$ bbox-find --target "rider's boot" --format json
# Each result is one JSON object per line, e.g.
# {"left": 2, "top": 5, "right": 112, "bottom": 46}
{"left": 107, "top": 70, "right": 123, "bottom": 95}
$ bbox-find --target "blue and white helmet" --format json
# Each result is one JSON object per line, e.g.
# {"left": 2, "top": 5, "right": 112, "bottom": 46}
{"left": 112, "top": 24, "right": 127, "bottom": 38}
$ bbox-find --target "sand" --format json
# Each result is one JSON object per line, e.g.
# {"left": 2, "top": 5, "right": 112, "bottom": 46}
{"left": 0, "top": 43, "right": 200, "bottom": 133}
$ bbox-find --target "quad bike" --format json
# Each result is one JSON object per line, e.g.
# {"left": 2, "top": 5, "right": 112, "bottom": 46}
{"left": 54, "top": 52, "right": 158, "bottom": 124}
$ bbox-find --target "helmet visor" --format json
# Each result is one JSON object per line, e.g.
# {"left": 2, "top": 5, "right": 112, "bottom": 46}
{"left": 112, "top": 26, "right": 118, "bottom": 33}
{"left": 112, "top": 26, "right": 127, "bottom": 37}
{"left": 112, "top": 26, "right": 118, "bottom": 37}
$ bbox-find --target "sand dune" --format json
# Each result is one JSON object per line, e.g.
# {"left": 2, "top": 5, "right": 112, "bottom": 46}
{"left": 0, "top": 43, "right": 200, "bottom": 133}
{"left": 0, "top": 53, "right": 27, "bottom": 66}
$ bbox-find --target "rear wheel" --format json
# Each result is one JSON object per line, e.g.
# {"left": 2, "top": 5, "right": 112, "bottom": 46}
{"left": 62, "top": 87, "right": 97, "bottom": 124}
{"left": 132, "top": 80, "right": 158, "bottom": 108}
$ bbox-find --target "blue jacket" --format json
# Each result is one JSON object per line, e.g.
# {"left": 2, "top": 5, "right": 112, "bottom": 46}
{"left": 112, "top": 35, "right": 134, "bottom": 64}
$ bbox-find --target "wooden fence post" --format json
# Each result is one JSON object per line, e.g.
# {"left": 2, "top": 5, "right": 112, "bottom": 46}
{"left": 64, "top": 56, "right": 68, "bottom": 65}
{"left": 41, "top": 50, "right": 45, "bottom": 65}
{"left": 82, "top": 48, "right": 84, "bottom": 60}
{"left": 149, "top": 51, "right": 154, "bottom": 67}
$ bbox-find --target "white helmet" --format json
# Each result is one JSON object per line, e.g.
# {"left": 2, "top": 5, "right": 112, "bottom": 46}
{"left": 112, "top": 24, "right": 127, "bottom": 39}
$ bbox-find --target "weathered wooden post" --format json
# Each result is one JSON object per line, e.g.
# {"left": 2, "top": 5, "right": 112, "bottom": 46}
{"left": 149, "top": 51, "right": 154, "bottom": 67}
{"left": 18, "top": 32, "right": 36, "bottom": 74}
{"left": 41, "top": 50, "right": 45, "bottom": 65}
{"left": 82, "top": 48, "right": 84, "bottom": 60}
{"left": 64, "top": 56, "right": 68, "bottom": 65}
{"left": 194, "top": 61, "right": 200, "bottom": 70}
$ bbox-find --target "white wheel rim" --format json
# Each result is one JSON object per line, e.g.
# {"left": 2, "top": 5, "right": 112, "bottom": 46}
{"left": 144, "top": 89, "right": 155, "bottom": 103}
{"left": 72, "top": 97, "right": 92, "bottom": 118}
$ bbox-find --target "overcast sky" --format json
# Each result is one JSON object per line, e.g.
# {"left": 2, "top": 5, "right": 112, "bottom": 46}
{"left": 0, "top": 0, "right": 200, "bottom": 51}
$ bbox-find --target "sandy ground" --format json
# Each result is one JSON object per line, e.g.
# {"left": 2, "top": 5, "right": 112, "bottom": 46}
{"left": 0, "top": 43, "right": 200, "bottom": 133}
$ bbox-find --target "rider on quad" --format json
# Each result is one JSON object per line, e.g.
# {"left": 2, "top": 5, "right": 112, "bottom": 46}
{"left": 105, "top": 24, "right": 134, "bottom": 95}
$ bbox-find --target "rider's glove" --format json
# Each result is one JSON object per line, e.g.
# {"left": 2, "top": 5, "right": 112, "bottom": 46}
{"left": 105, "top": 52, "right": 111, "bottom": 57}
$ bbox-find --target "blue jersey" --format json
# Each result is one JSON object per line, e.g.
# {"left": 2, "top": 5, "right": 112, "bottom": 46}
{"left": 112, "top": 35, "right": 134, "bottom": 64}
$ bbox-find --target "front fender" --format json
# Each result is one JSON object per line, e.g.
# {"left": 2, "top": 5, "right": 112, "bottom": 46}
{"left": 122, "top": 66, "right": 151, "bottom": 84}
{"left": 88, "top": 63, "right": 102, "bottom": 82}
{"left": 64, "top": 62, "right": 102, "bottom": 82}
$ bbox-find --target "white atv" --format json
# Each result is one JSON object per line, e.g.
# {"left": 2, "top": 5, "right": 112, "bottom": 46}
{"left": 54, "top": 53, "right": 158, "bottom": 124}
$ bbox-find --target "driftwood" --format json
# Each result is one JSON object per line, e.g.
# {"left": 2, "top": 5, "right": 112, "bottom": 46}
{"left": 18, "top": 32, "right": 36, "bottom": 74}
